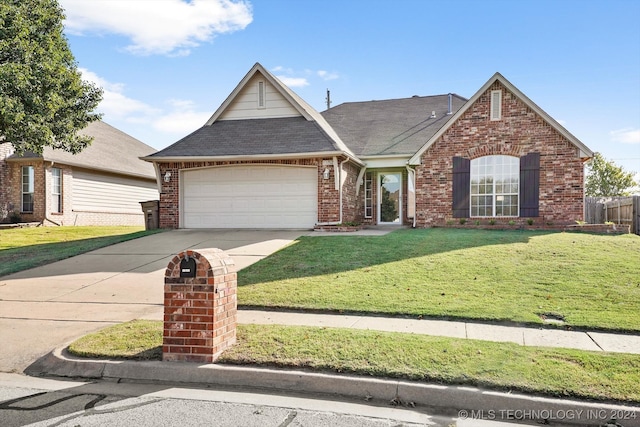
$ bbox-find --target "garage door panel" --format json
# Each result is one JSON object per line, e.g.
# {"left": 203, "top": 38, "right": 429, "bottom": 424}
{"left": 182, "top": 166, "right": 317, "bottom": 228}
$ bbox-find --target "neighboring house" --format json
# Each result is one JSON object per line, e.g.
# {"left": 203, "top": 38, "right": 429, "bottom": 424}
{"left": 144, "top": 63, "right": 593, "bottom": 229}
{"left": 0, "top": 121, "right": 159, "bottom": 226}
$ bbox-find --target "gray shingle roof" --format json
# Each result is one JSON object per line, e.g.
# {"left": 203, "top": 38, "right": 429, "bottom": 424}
{"left": 321, "top": 94, "right": 467, "bottom": 157}
{"left": 8, "top": 121, "right": 156, "bottom": 179}
{"left": 148, "top": 116, "right": 342, "bottom": 158}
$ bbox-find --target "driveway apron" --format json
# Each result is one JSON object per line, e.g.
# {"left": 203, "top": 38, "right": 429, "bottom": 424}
{"left": 0, "top": 229, "right": 303, "bottom": 373}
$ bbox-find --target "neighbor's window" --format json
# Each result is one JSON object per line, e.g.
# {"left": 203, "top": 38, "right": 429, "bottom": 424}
{"left": 52, "top": 167, "right": 62, "bottom": 213}
{"left": 470, "top": 155, "right": 519, "bottom": 217}
{"left": 22, "top": 166, "right": 34, "bottom": 212}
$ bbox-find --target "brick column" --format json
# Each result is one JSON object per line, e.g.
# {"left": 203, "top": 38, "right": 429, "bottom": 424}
{"left": 163, "top": 248, "right": 237, "bottom": 363}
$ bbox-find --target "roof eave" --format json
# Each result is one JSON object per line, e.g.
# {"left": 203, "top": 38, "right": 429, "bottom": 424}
{"left": 142, "top": 151, "right": 365, "bottom": 166}
{"left": 7, "top": 155, "right": 156, "bottom": 180}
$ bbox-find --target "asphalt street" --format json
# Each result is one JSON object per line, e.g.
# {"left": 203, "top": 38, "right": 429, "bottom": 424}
{"left": 0, "top": 373, "right": 448, "bottom": 427}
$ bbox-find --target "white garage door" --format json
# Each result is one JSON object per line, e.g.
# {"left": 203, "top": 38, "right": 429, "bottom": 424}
{"left": 182, "top": 165, "right": 317, "bottom": 229}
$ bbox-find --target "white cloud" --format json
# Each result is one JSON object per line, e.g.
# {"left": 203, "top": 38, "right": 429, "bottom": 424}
{"left": 79, "top": 68, "right": 159, "bottom": 119}
{"left": 276, "top": 76, "right": 309, "bottom": 88}
{"left": 152, "top": 99, "right": 211, "bottom": 133}
{"left": 317, "top": 70, "right": 339, "bottom": 81}
{"left": 272, "top": 66, "right": 339, "bottom": 88}
{"left": 61, "top": 0, "right": 252, "bottom": 56}
{"left": 80, "top": 69, "right": 207, "bottom": 134}
{"left": 610, "top": 128, "right": 640, "bottom": 145}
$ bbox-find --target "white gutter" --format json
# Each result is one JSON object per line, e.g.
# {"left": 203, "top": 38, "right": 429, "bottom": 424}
{"left": 141, "top": 151, "right": 365, "bottom": 167}
{"left": 406, "top": 165, "right": 417, "bottom": 228}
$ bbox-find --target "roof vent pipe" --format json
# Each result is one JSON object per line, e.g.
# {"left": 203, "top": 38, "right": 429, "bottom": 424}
{"left": 447, "top": 93, "right": 453, "bottom": 115}
{"left": 430, "top": 110, "right": 436, "bottom": 119}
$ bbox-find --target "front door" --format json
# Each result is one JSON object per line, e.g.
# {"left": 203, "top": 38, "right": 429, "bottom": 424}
{"left": 377, "top": 172, "right": 402, "bottom": 224}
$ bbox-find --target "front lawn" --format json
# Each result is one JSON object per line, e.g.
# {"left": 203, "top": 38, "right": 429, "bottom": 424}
{"left": 0, "top": 226, "right": 164, "bottom": 276}
{"left": 68, "top": 320, "right": 640, "bottom": 403}
{"left": 239, "top": 229, "right": 640, "bottom": 332}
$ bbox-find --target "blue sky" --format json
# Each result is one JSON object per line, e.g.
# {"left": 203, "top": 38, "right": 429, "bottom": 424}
{"left": 60, "top": 0, "right": 640, "bottom": 180}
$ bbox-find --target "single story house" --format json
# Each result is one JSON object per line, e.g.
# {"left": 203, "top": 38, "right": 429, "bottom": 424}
{"left": 143, "top": 63, "right": 593, "bottom": 229}
{"left": 0, "top": 121, "right": 159, "bottom": 226}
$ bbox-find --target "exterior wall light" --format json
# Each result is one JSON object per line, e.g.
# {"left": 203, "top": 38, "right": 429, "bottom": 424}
{"left": 163, "top": 171, "right": 172, "bottom": 182}
{"left": 323, "top": 168, "right": 330, "bottom": 180}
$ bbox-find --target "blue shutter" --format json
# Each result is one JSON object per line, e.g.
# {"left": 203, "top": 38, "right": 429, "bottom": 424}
{"left": 452, "top": 157, "right": 470, "bottom": 218}
{"left": 520, "top": 153, "right": 540, "bottom": 217}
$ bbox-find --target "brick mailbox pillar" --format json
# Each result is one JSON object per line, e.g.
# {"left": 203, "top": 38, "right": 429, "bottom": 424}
{"left": 163, "top": 248, "right": 237, "bottom": 363}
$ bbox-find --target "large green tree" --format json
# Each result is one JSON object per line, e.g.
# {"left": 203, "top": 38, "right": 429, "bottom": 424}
{"left": 585, "top": 152, "right": 638, "bottom": 197}
{"left": 0, "top": 0, "right": 102, "bottom": 155}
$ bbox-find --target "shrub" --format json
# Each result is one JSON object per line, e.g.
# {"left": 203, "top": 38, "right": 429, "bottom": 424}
{"left": 9, "top": 211, "right": 21, "bottom": 223}
{"left": 527, "top": 218, "right": 534, "bottom": 226}
{"left": 459, "top": 218, "right": 467, "bottom": 225}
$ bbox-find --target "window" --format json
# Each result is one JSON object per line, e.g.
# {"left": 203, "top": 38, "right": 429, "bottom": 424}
{"left": 364, "top": 172, "right": 373, "bottom": 218}
{"left": 490, "top": 90, "right": 502, "bottom": 120}
{"left": 257, "top": 81, "right": 266, "bottom": 108}
{"left": 22, "top": 166, "right": 34, "bottom": 212}
{"left": 52, "top": 167, "right": 62, "bottom": 213}
{"left": 470, "top": 155, "right": 519, "bottom": 217}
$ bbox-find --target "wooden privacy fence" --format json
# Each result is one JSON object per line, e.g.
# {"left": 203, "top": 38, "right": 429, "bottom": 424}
{"left": 585, "top": 196, "right": 640, "bottom": 235}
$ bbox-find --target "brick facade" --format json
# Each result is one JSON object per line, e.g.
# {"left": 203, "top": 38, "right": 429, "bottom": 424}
{"left": 414, "top": 81, "right": 585, "bottom": 227}
{"left": 163, "top": 248, "right": 237, "bottom": 363}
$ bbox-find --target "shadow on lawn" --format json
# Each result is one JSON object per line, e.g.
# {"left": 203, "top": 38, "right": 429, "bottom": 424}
{"left": 239, "top": 228, "right": 554, "bottom": 286}
{"left": 0, "top": 230, "right": 163, "bottom": 277}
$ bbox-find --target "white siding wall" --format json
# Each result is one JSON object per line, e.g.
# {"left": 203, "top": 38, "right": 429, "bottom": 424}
{"left": 219, "top": 73, "right": 300, "bottom": 120}
{"left": 72, "top": 170, "right": 158, "bottom": 214}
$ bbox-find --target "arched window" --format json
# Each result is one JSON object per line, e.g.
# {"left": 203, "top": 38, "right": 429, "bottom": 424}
{"left": 470, "top": 155, "right": 519, "bottom": 217}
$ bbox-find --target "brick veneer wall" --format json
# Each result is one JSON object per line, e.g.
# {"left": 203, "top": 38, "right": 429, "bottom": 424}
{"left": 415, "top": 81, "right": 586, "bottom": 227}
{"left": 156, "top": 157, "right": 350, "bottom": 228}
{"left": 163, "top": 248, "right": 237, "bottom": 363}
{"left": 341, "top": 161, "right": 362, "bottom": 223}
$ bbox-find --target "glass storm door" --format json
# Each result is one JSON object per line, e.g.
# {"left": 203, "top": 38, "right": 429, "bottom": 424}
{"left": 377, "top": 172, "right": 402, "bottom": 224}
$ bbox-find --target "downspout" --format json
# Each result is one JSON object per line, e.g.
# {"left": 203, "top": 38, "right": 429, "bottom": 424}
{"left": 406, "top": 165, "right": 417, "bottom": 228}
{"left": 339, "top": 158, "right": 349, "bottom": 224}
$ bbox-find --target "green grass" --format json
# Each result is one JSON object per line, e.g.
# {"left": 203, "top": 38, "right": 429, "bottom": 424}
{"left": 238, "top": 229, "right": 640, "bottom": 332}
{"left": 0, "top": 226, "right": 165, "bottom": 276}
{"left": 68, "top": 321, "right": 640, "bottom": 403}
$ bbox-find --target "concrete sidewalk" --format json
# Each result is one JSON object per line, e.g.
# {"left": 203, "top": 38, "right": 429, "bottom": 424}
{"left": 234, "top": 310, "right": 640, "bottom": 354}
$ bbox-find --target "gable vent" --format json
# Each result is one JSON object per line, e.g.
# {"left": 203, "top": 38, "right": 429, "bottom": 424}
{"left": 258, "top": 81, "right": 266, "bottom": 108}
{"left": 490, "top": 90, "right": 502, "bottom": 120}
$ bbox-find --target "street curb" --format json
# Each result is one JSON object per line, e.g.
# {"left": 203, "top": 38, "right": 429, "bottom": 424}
{"left": 25, "top": 347, "right": 640, "bottom": 427}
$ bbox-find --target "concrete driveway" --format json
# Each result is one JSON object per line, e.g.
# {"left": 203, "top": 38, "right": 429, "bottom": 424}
{"left": 0, "top": 229, "right": 305, "bottom": 373}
